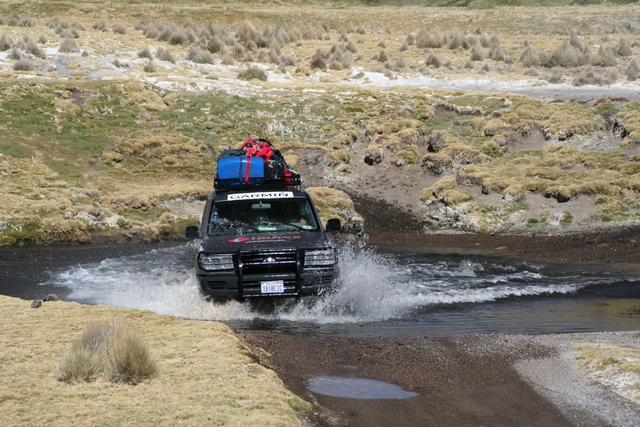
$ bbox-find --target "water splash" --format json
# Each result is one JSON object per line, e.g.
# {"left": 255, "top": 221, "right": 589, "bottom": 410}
{"left": 43, "top": 242, "right": 606, "bottom": 325}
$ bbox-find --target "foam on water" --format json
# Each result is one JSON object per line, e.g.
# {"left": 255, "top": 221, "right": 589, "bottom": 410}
{"left": 43, "top": 243, "right": 610, "bottom": 325}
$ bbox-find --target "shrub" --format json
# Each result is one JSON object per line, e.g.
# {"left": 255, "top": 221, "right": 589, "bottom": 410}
{"left": 416, "top": 29, "right": 444, "bottom": 49}
{"left": 471, "top": 41, "right": 485, "bottom": 61}
{"left": 280, "top": 54, "right": 297, "bottom": 67}
{"left": 378, "top": 49, "right": 388, "bottom": 63}
{"left": 520, "top": 47, "right": 540, "bottom": 67}
{"left": 112, "top": 24, "right": 127, "bottom": 35}
{"left": 138, "top": 46, "right": 153, "bottom": 60}
{"left": 232, "top": 42, "right": 245, "bottom": 58}
{"left": 59, "top": 29, "right": 79, "bottom": 39}
{"left": 93, "top": 20, "right": 108, "bottom": 31}
{"left": 547, "top": 39, "right": 589, "bottom": 67}
{"left": 58, "top": 347, "right": 103, "bottom": 383}
{"left": 207, "top": 35, "right": 224, "bottom": 53}
{"left": 627, "top": 59, "right": 639, "bottom": 81}
{"left": 238, "top": 66, "right": 267, "bottom": 81}
{"left": 20, "top": 16, "right": 36, "bottom": 27}
{"left": 105, "top": 325, "right": 158, "bottom": 384}
{"left": 13, "top": 58, "right": 34, "bottom": 71}
{"left": 345, "top": 40, "right": 357, "bottom": 53}
{"left": 591, "top": 45, "right": 616, "bottom": 67}
{"left": 406, "top": 33, "right": 415, "bottom": 46}
{"left": 59, "top": 37, "right": 79, "bottom": 53}
{"left": 448, "top": 31, "right": 465, "bottom": 50}
{"left": 221, "top": 54, "right": 234, "bottom": 65}
{"left": 26, "top": 41, "right": 46, "bottom": 59}
{"left": 58, "top": 318, "right": 157, "bottom": 385}
{"left": 618, "top": 38, "right": 632, "bottom": 57}
{"left": 310, "top": 56, "right": 326, "bottom": 70}
{"left": 394, "top": 57, "right": 408, "bottom": 71}
{"left": 268, "top": 47, "right": 279, "bottom": 63}
{"left": 0, "top": 33, "right": 12, "bottom": 51}
{"left": 156, "top": 47, "right": 175, "bottom": 63}
{"left": 544, "top": 68, "right": 564, "bottom": 83}
{"left": 425, "top": 53, "right": 441, "bottom": 68}
{"left": 5, "top": 13, "right": 19, "bottom": 26}
{"left": 38, "top": 34, "right": 48, "bottom": 44}
{"left": 489, "top": 45, "right": 507, "bottom": 62}
{"left": 143, "top": 60, "right": 157, "bottom": 73}
{"left": 169, "top": 28, "right": 191, "bottom": 45}
{"left": 9, "top": 48, "right": 21, "bottom": 60}
{"left": 187, "top": 47, "right": 214, "bottom": 64}
{"left": 572, "top": 67, "right": 603, "bottom": 86}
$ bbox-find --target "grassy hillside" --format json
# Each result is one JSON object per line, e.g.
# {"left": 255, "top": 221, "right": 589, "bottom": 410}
{"left": 0, "top": 0, "right": 639, "bottom": 243}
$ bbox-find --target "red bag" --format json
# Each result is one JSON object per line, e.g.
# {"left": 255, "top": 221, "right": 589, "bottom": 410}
{"left": 241, "top": 138, "right": 274, "bottom": 162}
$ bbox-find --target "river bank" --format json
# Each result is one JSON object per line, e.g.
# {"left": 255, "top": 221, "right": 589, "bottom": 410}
{"left": 237, "top": 330, "right": 640, "bottom": 427}
{"left": 236, "top": 227, "right": 640, "bottom": 427}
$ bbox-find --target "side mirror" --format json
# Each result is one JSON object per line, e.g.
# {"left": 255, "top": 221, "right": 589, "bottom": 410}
{"left": 185, "top": 225, "right": 200, "bottom": 239}
{"left": 325, "top": 218, "right": 341, "bottom": 232}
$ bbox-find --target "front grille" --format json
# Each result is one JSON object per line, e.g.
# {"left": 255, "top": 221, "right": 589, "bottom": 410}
{"left": 235, "top": 249, "right": 300, "bottom": 275}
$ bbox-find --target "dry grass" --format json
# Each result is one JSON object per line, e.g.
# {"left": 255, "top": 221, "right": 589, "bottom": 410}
{"left": 59, "top": 318, "right": 158, "bottom": 385}
{"left": 12, "top": 57, "right": 34, "bottom": 71}
{"left": 573, "top": 340, "right": 640, "bottom": 404}
{"left": 0, "top": 295, "right": 308, "bottom": 427}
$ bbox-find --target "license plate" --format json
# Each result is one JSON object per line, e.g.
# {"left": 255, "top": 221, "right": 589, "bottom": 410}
{"left": 261, "top": 280, "right": 284, "bottom": 294}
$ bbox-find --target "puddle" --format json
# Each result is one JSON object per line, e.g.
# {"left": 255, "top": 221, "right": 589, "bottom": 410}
{"left": 306, "top": 376, "right": 418, "bottom": 400}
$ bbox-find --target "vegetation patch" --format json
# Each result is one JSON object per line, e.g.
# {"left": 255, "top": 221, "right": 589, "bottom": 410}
{"left": 59, "top": 318, "right": 158, "bottom": 385}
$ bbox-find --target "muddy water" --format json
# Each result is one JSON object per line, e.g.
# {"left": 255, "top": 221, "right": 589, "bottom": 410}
{"left": 1, "top": 242, "right": 639, "bottom": 337}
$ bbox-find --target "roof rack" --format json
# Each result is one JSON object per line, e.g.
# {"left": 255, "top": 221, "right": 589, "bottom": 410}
{"left": 214, "top": 173, "right": 301, "bottom": 192}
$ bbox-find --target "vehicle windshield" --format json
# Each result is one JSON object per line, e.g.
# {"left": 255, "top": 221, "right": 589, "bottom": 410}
{"left": 207, "top": 197, "right": 320, "bottom": 235}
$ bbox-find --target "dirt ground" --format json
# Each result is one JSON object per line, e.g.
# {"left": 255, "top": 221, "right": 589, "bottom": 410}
{"left": 237, "top": 227, "right": 640, "bottom": 427}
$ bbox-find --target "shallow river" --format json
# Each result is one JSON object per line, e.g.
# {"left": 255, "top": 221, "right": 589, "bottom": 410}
{"left": 2, "top": 242, "right": 640, "bottom": 337}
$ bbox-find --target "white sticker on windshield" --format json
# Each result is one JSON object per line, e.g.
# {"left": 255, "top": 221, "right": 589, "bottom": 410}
{"left": 227, "top": 191, "right": 294, "bottom": 200}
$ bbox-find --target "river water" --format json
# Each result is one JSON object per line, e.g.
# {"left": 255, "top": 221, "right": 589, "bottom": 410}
{"left": 1, "top": 242, "right": 639, "bottom": 337}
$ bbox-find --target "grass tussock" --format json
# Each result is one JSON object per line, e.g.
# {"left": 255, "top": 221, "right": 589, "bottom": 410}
{"left": 156, "top": 46, "right": 176, "bottom": 63}
{"left": 58, "top": 318, "right": 158, "bottom": 385}
{"left": 0, "top": 33, "right": 13, "bottom": 51}
{"left": 13, "top": 58, "right": 34, "bottom": 71}
{"left": 238, "top": 66, "right": 267, "bottom": 81}
{"left": 59, "top": 37, "right": 79, "bottom": 53}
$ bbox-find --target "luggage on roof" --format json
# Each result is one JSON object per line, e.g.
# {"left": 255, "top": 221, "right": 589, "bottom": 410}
{"left": 214, "top": 138, "right": 300, "bottom": 190}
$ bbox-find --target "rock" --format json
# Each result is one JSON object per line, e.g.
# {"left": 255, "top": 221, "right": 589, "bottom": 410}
{"left": 31, "top": 300, "right": 42, "bottom": 309}
{"left": 428, "top": 130, "right": 446, "bottom": 152}
{"left": 364, "top": 146, "right": 385, "bottom": 165}
{"left": 43, "top": 294, "right": 59, "bottom": 302}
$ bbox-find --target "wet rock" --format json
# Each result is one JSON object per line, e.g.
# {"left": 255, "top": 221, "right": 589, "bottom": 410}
{"left": 422, "top": 199, "right": 475, "bottom": 232}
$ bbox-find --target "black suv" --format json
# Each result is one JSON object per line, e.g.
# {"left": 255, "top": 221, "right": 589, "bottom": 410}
{"left": 186, "top": 181, "right": 341, "bottom": 300}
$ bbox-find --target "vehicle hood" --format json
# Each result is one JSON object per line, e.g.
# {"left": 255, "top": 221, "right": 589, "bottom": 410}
{"left": 200, "top": 232, "right": 332, "bottom": 253}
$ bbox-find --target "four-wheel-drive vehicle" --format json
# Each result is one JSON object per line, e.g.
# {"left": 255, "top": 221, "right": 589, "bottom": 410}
{"left": 185, "top": 139, "right": 341, "bottom": 301}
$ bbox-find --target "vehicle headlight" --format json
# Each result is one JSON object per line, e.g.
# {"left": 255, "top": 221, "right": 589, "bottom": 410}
{"left": 305, "top": 248, "right": 337, "bottom": 267}
{"left": 198, "top": 253, "right": 234, "bottom": 271}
